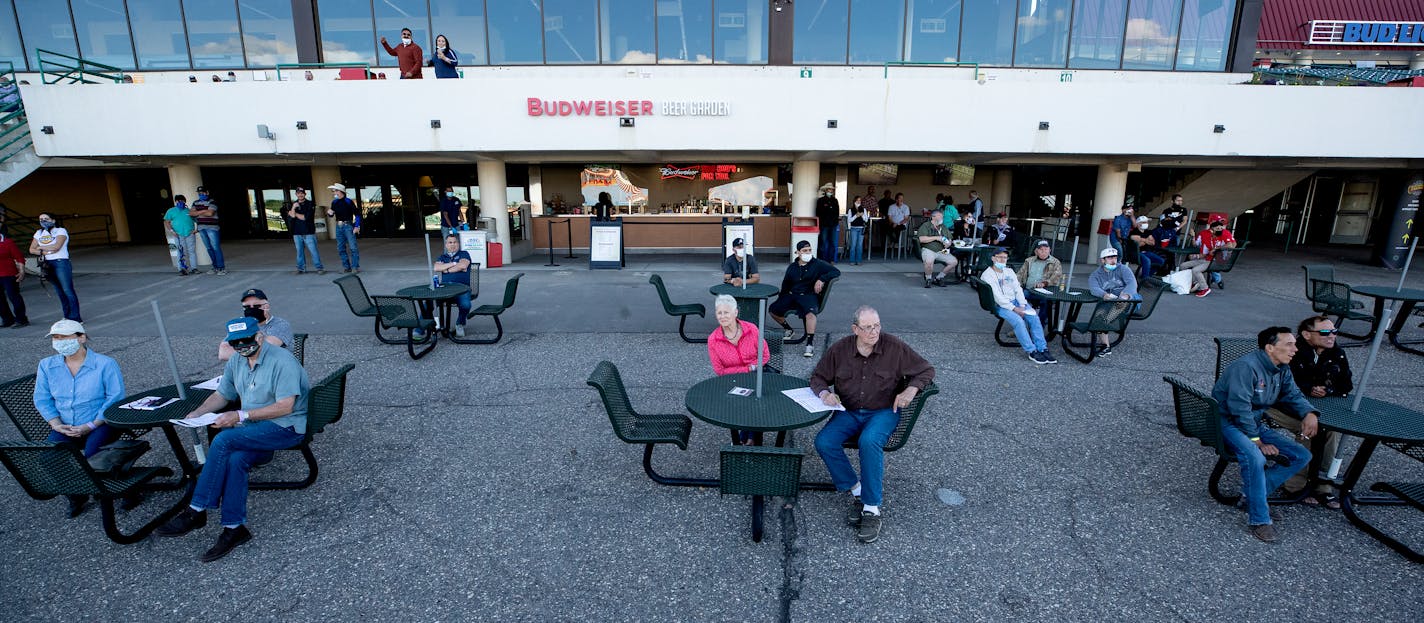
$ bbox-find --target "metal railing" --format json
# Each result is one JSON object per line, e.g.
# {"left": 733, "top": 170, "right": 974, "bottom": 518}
{"left": 0, "top": 207, "right": 112, "bottom": 245}
{"left": 275, "top": 62, "right": 372, "bottom": 81}
{"left": 882, "top": 61, "right": 982, "bottom": 79}
{"left": 36, "top": 48, "right": 125, "bottom": 85}
{"left": 0, "top": 60, "right": 30, "bottom": 168}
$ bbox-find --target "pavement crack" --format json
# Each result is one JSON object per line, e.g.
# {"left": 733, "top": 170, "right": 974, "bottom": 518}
{"left": 777, "top": 499, "right": 803, "bottom": 623}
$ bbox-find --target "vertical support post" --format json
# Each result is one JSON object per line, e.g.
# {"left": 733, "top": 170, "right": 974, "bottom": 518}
{"left": 153, "top": 300, "right": 202, "bottom": 464}
{"left": 1352, "top": 307, "right": 1393, "bottom": 413}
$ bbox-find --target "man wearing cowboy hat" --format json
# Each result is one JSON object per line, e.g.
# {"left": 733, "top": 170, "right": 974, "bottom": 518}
{"left": 814, "top": 183, "right": 840, "bottom": 263}
{"left": 325, "top": 183, "right": 361, "bottom": 273}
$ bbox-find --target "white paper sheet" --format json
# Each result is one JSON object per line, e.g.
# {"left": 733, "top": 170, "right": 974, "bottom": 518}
{"left": 119, "top": 396, "right": 179, "bottom": 410}
{"left": 170, "top": 412, "right": 221, "bottom": 428}
{"left": 191, "top": 376, "right": 222, "bottom": 390}
{"left": 781, "top": 387, "right": 845, "bottom": 413}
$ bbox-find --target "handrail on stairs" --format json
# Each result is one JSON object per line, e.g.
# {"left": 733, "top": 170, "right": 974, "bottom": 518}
{"left": 35, "top": 48, "right": 125, "bottom": 85}
{"left": 0, "top": 60, "right": 30, "bottom": 168}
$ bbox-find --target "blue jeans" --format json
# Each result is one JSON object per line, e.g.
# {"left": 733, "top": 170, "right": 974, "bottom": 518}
{"left": 174, "top": 233, "right": 197, "bottom": 271}
{"left": 1220, "top": 422, "right": 1310, "bottom": 526}
{"left": 45, "top": 258, "right": 81, "bottom": 321}
{"left": 819, "top": 225, "right": 839, "bottom": 262}
{"left": 453, "top": 291, "right": 471, "bottom": 324}
{"left": 1139, "top": 250, "right": 1165, "bottom": 279}
{"left": 996, "top": 307, "right": 1047, "bottom": 353}
{"left": 815, "top": 408, "right": 899, "bottom": 507}
{"left": 192, "top": 421, "right": 303, "bottom": 526}
{"left": 847, "top": 226, "right": 864, "bottom": 263}
{"left": 293, "top": 234, "right": 323, "bottom": 271}
{"left": 1109, "top": 237, "right": 1123, "bottom": 255}
{"left": 47, "top": 424, "right": 121, "bottom": 458}
{"left": 335, "top": 223, "right": 360, "bottom": 269}
{"left": 0, "top": 275, "right": 26, "bottom": 324}
{"left": 197, "top": 228, "right": 225, "bottom": 270}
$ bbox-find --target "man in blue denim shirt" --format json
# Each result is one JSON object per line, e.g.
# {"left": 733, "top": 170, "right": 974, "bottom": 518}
{"left": 157, "top": 317, "right": 310, "bottom": 562}
{"left": 1211, "top": 326, "right": 1317, "bottom": 543}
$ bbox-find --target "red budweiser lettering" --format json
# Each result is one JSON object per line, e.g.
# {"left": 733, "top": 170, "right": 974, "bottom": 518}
{"left": 528, "top": 98, "right": 654, "bottom": 117}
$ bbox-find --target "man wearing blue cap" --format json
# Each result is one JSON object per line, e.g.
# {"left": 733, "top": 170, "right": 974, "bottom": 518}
{"left": 156, "top": 316, "right": 310, "bottom": 562}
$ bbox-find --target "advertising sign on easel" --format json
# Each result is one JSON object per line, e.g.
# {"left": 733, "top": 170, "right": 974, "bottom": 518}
{"left": 458, "top": 229, "right": 488, "bottom": 267}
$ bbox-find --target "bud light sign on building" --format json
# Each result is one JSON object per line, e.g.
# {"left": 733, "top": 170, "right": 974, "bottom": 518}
{"left": 1310, "top": 20, "right": 1424, "bottom": 46}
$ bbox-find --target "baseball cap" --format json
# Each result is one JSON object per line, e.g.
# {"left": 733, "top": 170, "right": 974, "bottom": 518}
{"left": 796, "top": 240, "right": 812, "bottom": 250}
{"left": 1034, "top": 240, "right": 1051, "bottom": 249}
{"left": 1136, "top": 216, "right": 1150, "bottom": 224}
{"left": 195, "top": 185, "right": 207, "bottom": 193}
{"left": 47, "top": 319, "right": 85, "bottom": 337}
{"left": 995, "top": 212, "right": 1007, "bottom": 219}
{"left": 1100, "top": 247, "right": 1119, "bottom": 259}
{"left": 732, "top": 237, "right": 745, "bottom": 248}
{"left": 328, "top": 183, "right": 347, "bottom": 193}
{"left": 1210, "top": 217, "right": 1226, "bottom": 225}
{"left": 294, "top": 187, "right": 307, "bottom": 194}
{"left": 240, "top": 288, "right": 267, "bottom": 302}
{"left": 223, "top": 317, "right": 260, "bottom": 342}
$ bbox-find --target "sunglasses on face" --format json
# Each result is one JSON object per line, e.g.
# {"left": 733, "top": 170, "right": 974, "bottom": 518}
{"left": 228, "top": 338, "right": 259, "bottom": 349}
{"left": 1315, "top": 329, "right": 1337, "bottom": 336}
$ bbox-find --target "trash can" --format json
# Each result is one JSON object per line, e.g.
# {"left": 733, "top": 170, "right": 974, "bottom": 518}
{"left": 790, "top": 216, "right": 818, "bottom": 261}
{"left": 487, "top": 242, "right": 504, "bottom": 268}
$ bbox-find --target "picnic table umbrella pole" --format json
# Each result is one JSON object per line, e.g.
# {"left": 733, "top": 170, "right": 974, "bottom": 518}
{"left": 152, "top": 300, "right": 204, "bottom": 464}
{"left": 425, "top": 232, "right": 435, "bottom": 290}
{"left": 1396, "top": 237, "right": 1417, "bottom": 291}
{"left": 1060, "top": 235, "right": 1080, "bottom": 334}
{"left": 756, "top": 298, "right": 765, "bottom": 398}
{"left": 1352, "top": 306, "right": 1394, "bottom": 414}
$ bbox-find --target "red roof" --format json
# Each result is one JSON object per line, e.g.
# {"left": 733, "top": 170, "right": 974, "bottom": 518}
{"left": 1257, "top": 0, "right": 1424, "bottom": 50}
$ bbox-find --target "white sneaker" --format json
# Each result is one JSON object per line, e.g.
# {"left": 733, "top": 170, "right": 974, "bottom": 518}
{"left": 454, "top": 324, "right": 466, "bottom": 338}
{"left": 783, "top": 328, "right": 795, "bottom": 341}
{"left": 803, "top": 344, "right": 815, "bottom": 358}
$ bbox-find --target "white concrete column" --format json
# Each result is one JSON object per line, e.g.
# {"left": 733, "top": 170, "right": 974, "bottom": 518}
{"left": 834, "top": 165, "right": 848, "bottom": 210}
{"left": 478, "top": 160, "right": 510, "bottom": 260}
{"left": 991, "top": 168, "right": 1013, "bottom": 216}
{"left": 309, "top": 166, "right": 342, "bottom": 239}
{"left": 166, "top": 163, "right": 210, "bottom": 266}
{"left": 104, "top": 173, "right": 130, "bottom": 242}
{"left": 1090, "top": 164, "right": 1129, "bottom": 258}
{"left": 790, "top": 160, "right": 820, "bottom": 218}
{"left": 528, "top": 165, "right": 544, "bottom": 216}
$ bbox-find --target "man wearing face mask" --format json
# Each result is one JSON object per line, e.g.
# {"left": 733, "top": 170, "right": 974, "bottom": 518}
{"left": 326, "top": 184, "right": 361, "bottom": 273}
{"left": 380, "top": 27, "right": 424, "bottom": 79}
{"left": 1196, "top": 217, "right": 1237, "bottom": 289}
{"left": 722, "top": 237, "right": 759, "bottom": 286}
{"left": 191, "top": 186, "right": 226, "bottom": 275}
{"left": 1086, "top": 247, "right": 1139, "bottom": 357}
{"left": 218, "top": 289, "right": 293, "bottom": 362}
{"left": 814, "top": 184, "right": 840, "bottom": 263}
{"left": 915, "top": 209, "right": 957, "bottom": 288}
{"left": 0, "top": 226, "right": 27, "bottom": 327}
{"left": 157, "top": 316, "right": 310, "bottom": 562}
{"left": 982, "top": 247, "right": 1056, "bottom": 364}
{"left": 1127, "top": 215, "right": 1164, "bottom": 279}
{"left": 30, "top": 213, "right": 81, "bottom": 322}
{"left": 286, "top": 188, "right": 324, "bottom": 275}
{"left": 33, "top": 320, "right": 125, "bottom": 517}
{"left": 164, "top": 194, "right": 198, "bottom": 276}
{"left": 439, "top": 186, "right": 463, "bottom": 237}
{"left": 770, "top": 240, "right": 841, "bottom": 358}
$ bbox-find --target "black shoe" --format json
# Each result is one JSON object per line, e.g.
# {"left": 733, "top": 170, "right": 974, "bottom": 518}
{"left": 1029, "top": 351, "right": 1048, "bottom": 364}
{"left": 13, "top": 320, "right": 28, "bottom": 328}
{"left": 857, "top": 511, "right": 883, "bottom": 543}
{"left": 1040, "top": 350, "right": 1058, "bottom": 364}
{"left": 935, "top": 276, "right": 949, "bottom": 287}
{"left": 1097, "top": 345, "right": 1113, "bottom": 357}
{"left": 66, "top": 495, "right": 89, "bottom": 518}
{"left": 923, "top": 278, "right": 932, "bottom": 289}
{"left": 200, "top": 525, "right": 252, "bottom": 562}
{"left": 155, "top": 507, "right": 207, "bottom": 537}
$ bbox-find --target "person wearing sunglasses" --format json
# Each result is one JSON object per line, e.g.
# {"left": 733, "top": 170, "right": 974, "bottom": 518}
{"left": 217, "top": 288, "right": 293, "bottom": 361}
{"left": 157, "top": 316, "right": 311, "bottom": 561}
{"left": 1268, "top": 315, "right": 1353, "bottom": 510}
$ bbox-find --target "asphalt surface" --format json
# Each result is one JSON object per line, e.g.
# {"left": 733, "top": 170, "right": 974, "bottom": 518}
{"left": 0, "top": 239, "right": 1421, "bottom": 622}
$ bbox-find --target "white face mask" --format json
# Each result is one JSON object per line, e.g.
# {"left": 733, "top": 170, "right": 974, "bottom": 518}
{"left": 1138, "top": 224, "right": 1148, "bottom": 230}
{"left": 799, "top": 252, "right": 812, "bottom": 262}
{"left": 438, "top": 44, "right": 446, "bottom": 51}
{"left": 52, "top": 338, "right": 82, "bottom": 357}
{"left": 735, "top": 248, "right": 746, "bottom": 258}
{"left": 402, "top": 37, "right": 412, "bottom": 45}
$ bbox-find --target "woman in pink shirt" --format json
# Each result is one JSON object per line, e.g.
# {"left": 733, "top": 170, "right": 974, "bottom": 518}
{"left": 707, "top": 295, "right": 769, "bottom": 375}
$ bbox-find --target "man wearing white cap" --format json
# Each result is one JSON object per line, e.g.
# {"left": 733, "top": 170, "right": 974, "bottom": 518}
{"left": 325, "top": 183, "right": 361, "bottom": 273}
{"left": 33, "top": 319, "right": 126, "bottom": 517}
{"left": 157, "top": 316, "right": 310, "bottom": 562}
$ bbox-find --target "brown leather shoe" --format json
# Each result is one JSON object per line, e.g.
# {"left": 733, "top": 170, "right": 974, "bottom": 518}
{"left": 1250, "top": 524, "right": 1278, "bottom": 543}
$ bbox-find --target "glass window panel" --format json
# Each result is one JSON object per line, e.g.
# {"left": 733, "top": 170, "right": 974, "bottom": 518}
{"left": 1122, "top": 0, "right": 1181, "bottom": 70}
{"left": 0, "top": 1, "right": 31, "bottom": 70}
{"left": 543, "top": 0, "right": 598, "bottom": 63}
{"left": 70, "top": 0, "right": 135, "bottom": 69}
{"left": 602, "top": 0, "right": 655, "bottom": 64}
{"left": 714, "top": 0, "right": 767, "bottom": 64}
{"left": 1174, "top": 0, "right": 1233, "bottom": 71}
{"left": 959, "top": 0, "right": 1015, "bottom": 66}
{"left": 905, "top": 0, "right": 961, "bottom": 63}
{"left": 317, "top": 0, "right": 375, "bottom": 65}
{"left": 848, "top": 0, "right": 903, "bottom": 64}
{"left": 14, "top": 0, "right": 77, "bottom": 61}
{"left": 128, "top": 0, "right": 188, "bottom": 69}
{"left": 183, "top": 0, "right": 243, "bottom": 68}
{"left": 430, "top": 0, "right": 487, "bottom": 65}
{"left": 657, "top": 0, "right": 712, "bottom": 63}
{"left": 374, "top": 0, "right": 428, "bottom": 68}
{"left": 1068, "top": 0, "right": 1127, "bottom": 69}
{"left": 239, "top": 0, "right": 298, "bottom": 67}
{"left": 793, "top": 0, "right": 847, "bottom": 64}
{"left": 1013, "top": 0, "right": 1071, "bottom": 67}
{"left": 487, "top": 0, "right": 542, "bottom": 63}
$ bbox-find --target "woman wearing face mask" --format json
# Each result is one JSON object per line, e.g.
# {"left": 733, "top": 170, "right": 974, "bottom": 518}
{"left": 33, "top": 319, "right": 126, "bottom": 517}
{"left": 1086, "top": 247, "right": 1140, "bottom": 357}
{"left": 846, "top": 196, "right": 869, "bottom": 266}
{"left": 429, "top": 34, "right": 459, "bottom": 79}
{"left": 29, "top": 213, "right": 81, "bottom": 321}
{"left": 952, "top": 213, "right": 976, "bottom": 242}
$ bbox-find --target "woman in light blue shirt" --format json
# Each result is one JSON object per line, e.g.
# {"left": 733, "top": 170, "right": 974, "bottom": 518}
{"left": 33, "top": 319, "right": 126, "bottom": 516}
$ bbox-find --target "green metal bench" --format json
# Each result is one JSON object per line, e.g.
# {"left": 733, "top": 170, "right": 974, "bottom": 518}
{"left": 291, "top": 333, "right": 307, "bottom": 366}
{"left": 1308, "top": 278, "right": 1375, "bottom": 340}
{"left": 648, "top": 274, "right": 707, "bottom": 343}
{"left": 1206, "top": 247, "right": 1245, "bottom": 288}
{"left": 0, "top": 440, "right": 187, "bottom": 544}
{"left": 1060, "top": 300, "right": 1136, "bottom": 363}
{"left": 457, "top": 272, "right": 523, "bottom": 345}
{"left": 248, "top": 364, "right": 354, "bottom": 490}
{"left": 783, "top": 277, "right": 838, "bottom": 346}
{"left": 372, "top": 296, "right": 437, "bottom": 359}
{"left": 802, "top": 383, "right": 940, "bottom": 491}
{"left": 968, "top": 275, "right": 1019, "bottom": 348}
{"left": 1213, "top": 337, "right": 1257, "bottom": 382}
{"left": 2, "top": 374, "right": 145, "bottom": 442}
{"left": 720, "top": 444, "right": 804, "bottom": 542}
{"left": 1302, "top": 265, "right": 1364, "bottom": 310}
{"left": 334, "top": 273, "right": 405, "bottom": 345}
{"left": 1162, "top": 375, "right": 1299, "bottom": 507}
{"left": 586, "top": 361, "right": 711, "bottom": 487}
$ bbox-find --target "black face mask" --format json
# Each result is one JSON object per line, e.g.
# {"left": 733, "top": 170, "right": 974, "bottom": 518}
{"left": 243, "top": 306, "right": 267, "bottom": 322}
{"left": 230, "top": 339, "right": 260, "bottom": 358}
